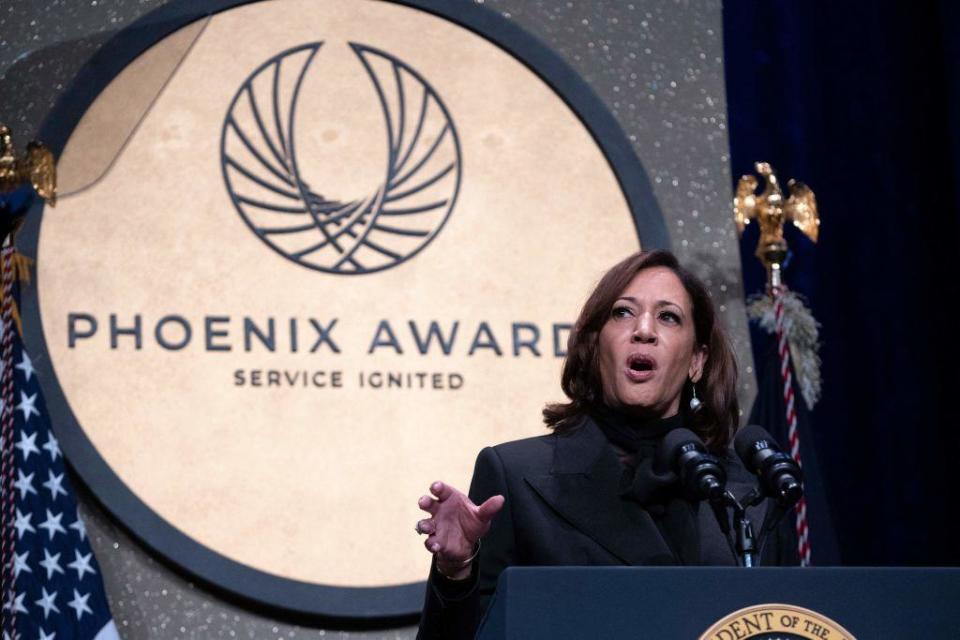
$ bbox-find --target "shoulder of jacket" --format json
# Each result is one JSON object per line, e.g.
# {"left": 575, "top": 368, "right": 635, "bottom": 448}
{"left": 486, "top": 431, "right": 556, "bottom": 464}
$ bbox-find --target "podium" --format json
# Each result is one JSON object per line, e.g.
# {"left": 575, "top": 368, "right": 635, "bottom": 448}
{"left": 476, "top": 567, "right": 960, "bottom": 639}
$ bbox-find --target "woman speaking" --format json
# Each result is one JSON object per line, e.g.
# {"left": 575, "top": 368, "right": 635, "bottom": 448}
{"left": 414, "top": 250, "right": 796, "bottom": 638}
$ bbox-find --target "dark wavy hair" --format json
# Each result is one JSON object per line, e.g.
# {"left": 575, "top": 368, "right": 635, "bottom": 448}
{"left": 543, "top": 250, "right": 739, "bottom": 452}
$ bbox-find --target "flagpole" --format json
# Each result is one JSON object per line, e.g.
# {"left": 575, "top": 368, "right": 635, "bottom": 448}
{"left": 735, "top": 161, "right": 821, "bottom": 566}
{"left": 1, "top": 124, "right": 119, "bottom": 639}
{"left": 1, "top": 123, "right": 57, "bottom": 635}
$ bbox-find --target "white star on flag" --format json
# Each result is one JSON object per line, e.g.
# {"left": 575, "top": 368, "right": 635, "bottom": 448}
{"left": 42, "top": 432, "right": 61, "bottom": 461}
{"left": 12, "top": 551, "right": 31, "bottom": 578}
{"left": 67, "top": 589, "right": 93, "bottom": 620}
{"left": 14, "top": 508, "right": 36, "bottom": 539}
{"left": 38, "top": 509, "right": 66, "bottom": 540}
{"left": 15, "top": 350, "right": 35, "bottom": 381}
{"left": 69, "top": 516, "right": 87, "bottom": 542}
{"left": 15, "top": 390, "right": 40, "bottom": 421}
{"left": 13, "top": 469, "right": 36, "bottom": 498}
{"left": 35, "top": 587, "right": 60, "bottom": 619}
{"left": 42, "top": 470, "right": 67, "bottom": 500}
{"left": 39, "top": 549, "right": 65, "bottom": 579}
{"left": 14, "top": 429, "right": 39, "bottom": 460}
{"left": 3, "top": 592, "right": 28, "bottom": 615}
{"left": 67, "top": 550, "right": 97, "bottom": 581}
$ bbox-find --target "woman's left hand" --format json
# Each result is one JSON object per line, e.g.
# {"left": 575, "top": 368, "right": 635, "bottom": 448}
{"left": 416, "top": 480, "right": 504, "bottom": 579}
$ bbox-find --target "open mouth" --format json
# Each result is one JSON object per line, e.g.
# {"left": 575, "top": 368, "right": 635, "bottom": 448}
{"left": 626, "top": 354, "right": 657, "bottom": 376}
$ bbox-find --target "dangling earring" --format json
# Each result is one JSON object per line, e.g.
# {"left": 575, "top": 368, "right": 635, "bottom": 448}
{"left": 689, "top": 381, "right": 703, "bottom": 412}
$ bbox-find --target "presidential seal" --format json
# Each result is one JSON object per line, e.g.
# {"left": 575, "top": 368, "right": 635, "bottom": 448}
{"left": 700, "top": 604, "right": 856, "bottom": 640}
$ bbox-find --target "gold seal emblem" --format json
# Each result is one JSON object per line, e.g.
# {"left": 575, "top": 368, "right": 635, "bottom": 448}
{"left": 700, "top": 603, "right": 856, "bottom": 640}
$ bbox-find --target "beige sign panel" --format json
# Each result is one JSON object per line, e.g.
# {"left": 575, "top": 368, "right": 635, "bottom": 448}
{"left": 38, "top": 0, "right": 641, "bottom": 588}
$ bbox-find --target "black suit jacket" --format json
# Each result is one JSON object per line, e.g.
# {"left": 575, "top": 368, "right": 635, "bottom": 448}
{"left": 417, "top": 417, "right": 797, "bottom": 639}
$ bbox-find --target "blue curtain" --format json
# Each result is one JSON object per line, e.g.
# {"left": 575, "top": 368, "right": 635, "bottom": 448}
{"left": 723, "top": 0, "right": 960, "bottom": 565}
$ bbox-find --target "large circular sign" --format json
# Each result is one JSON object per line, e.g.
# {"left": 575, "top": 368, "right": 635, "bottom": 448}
{"left": 21, "top": 0, "right": 666, "bottom": 621}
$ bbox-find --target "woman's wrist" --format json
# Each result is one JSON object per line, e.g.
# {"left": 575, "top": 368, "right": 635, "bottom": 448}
{"left": 435, "top": 563, "right": 473, "bottom": 581}
{"left": 435, "top": 541, "right": 480, "bottom": 580}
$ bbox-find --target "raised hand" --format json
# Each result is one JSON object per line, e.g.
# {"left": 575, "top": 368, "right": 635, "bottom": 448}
{"left": 416, "top": 481, "right": 504, "bottom": 579}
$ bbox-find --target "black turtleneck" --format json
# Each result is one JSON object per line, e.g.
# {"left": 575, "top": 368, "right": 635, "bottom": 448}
{"left": 590, "top": 406, "right": 684, "bottom": 461}
{"left": 590, "top": 406, "right": 701, "bottom": 565}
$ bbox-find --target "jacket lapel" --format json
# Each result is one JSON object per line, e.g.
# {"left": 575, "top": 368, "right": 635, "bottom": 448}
{"left": 524, "top": 418, "right": 676, "bottom": 565}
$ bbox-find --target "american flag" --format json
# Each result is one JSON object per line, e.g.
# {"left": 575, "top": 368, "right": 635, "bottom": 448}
{"left": 1, "top": 246, "right": 119, "bottom": 640}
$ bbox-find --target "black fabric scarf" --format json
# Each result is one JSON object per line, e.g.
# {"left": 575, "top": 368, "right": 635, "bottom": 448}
{"left": 590, "top": 406, "right": 702, "bottom": 565}
{"left": 590, "top": 405, "right": 683, "bottom": 460}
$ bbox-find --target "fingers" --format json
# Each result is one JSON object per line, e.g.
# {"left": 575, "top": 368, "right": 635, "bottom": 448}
{"left": 424, "top": 535, "right": 440, "bottom": 553}
{"left": 418, "top": 494, "right": 438, "bottom": 515}
{"left": 476, "top": 494, "right": 505, "bottom": 521}
{"left": 415, "top": 519, "right": 435, "bottom": 536}
{"left": 429, "top": 481, "right": 454, "bottom": 501}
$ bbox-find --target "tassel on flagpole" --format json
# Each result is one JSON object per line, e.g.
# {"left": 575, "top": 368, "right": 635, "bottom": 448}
{"left": 772, "top": 286, "right": 812, "bottom": 566}
{"left": 1, "top": 246, "right": 19, "bottom": 635}
{"left": 746, "top": 288, "right": 822, "bottom": 411}
{"left": 0, "top": 250, "right": 33, "bottom": 338}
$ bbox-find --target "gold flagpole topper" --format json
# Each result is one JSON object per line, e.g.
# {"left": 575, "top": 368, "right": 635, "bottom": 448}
{"left": 0, "top": 123, "right": 57, "bottom": 208}
{"left": 734, "top": 161, "right": 819, "bottom": 288}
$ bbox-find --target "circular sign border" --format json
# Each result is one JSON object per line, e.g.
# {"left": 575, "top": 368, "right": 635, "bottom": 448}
{"left": 19, "top": 0, "right": 669, "bottom": 624}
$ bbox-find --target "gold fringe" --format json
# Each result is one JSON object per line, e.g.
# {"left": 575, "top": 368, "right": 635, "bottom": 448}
{"left": 11, "top": 299, "right": 23, "bottom": 337}
{"left": 13, "top": 252, "right": 34, "bottom": 285}
{"left": 1, "top": 249, "right": 33, "bottom": 337}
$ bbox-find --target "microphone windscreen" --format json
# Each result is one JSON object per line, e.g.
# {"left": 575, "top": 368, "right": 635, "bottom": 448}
{"left": 734, "top": 424, "right": 777, "bottom": 467}
{"left": 657, "top": 427, "right": 705, "bottom": 469}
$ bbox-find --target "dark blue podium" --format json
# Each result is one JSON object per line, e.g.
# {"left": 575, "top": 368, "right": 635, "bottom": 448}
{"left": 476, "top": 567, "right": 960, "bottom": 639}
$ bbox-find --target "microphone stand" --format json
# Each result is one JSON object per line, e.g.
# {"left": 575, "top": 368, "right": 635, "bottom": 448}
{"left": 736, "top": 489, "right": 766, "bottom": 567}
{"left": 711, "top": 489, "right": 765, "bottom": 567}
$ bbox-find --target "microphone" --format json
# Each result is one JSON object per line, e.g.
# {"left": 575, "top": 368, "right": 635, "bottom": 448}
{"left": 734, "top": 425, "right": 803, "bottom": 507}
{"left": 658, "top": 428, "right": 727, "bottom": 502}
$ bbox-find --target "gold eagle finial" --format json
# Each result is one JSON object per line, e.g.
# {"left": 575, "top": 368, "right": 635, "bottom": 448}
{"left": 734, "top": 161, "right": 820, "bottom": 286}
{"left": 0, "top": 123, "right": 57, "bottom": 206}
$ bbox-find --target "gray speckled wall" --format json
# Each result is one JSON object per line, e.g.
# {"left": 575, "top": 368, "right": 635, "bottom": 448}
{"left": 1, "top": 1, "right": 753, "bottom": 637}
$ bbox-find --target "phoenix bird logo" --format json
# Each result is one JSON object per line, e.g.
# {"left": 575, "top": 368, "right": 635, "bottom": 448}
{"left": 221, "top": 42, "right": 462, "bottom": 275}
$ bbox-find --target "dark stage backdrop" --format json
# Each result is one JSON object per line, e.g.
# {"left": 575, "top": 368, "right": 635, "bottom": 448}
{"left": 724, "top": 0, "right": 960, "bottom": 566}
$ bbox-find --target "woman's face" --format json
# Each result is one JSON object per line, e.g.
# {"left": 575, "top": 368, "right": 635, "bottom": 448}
{"left": 598, "top": 266, "right": 707, "bottom": 419}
